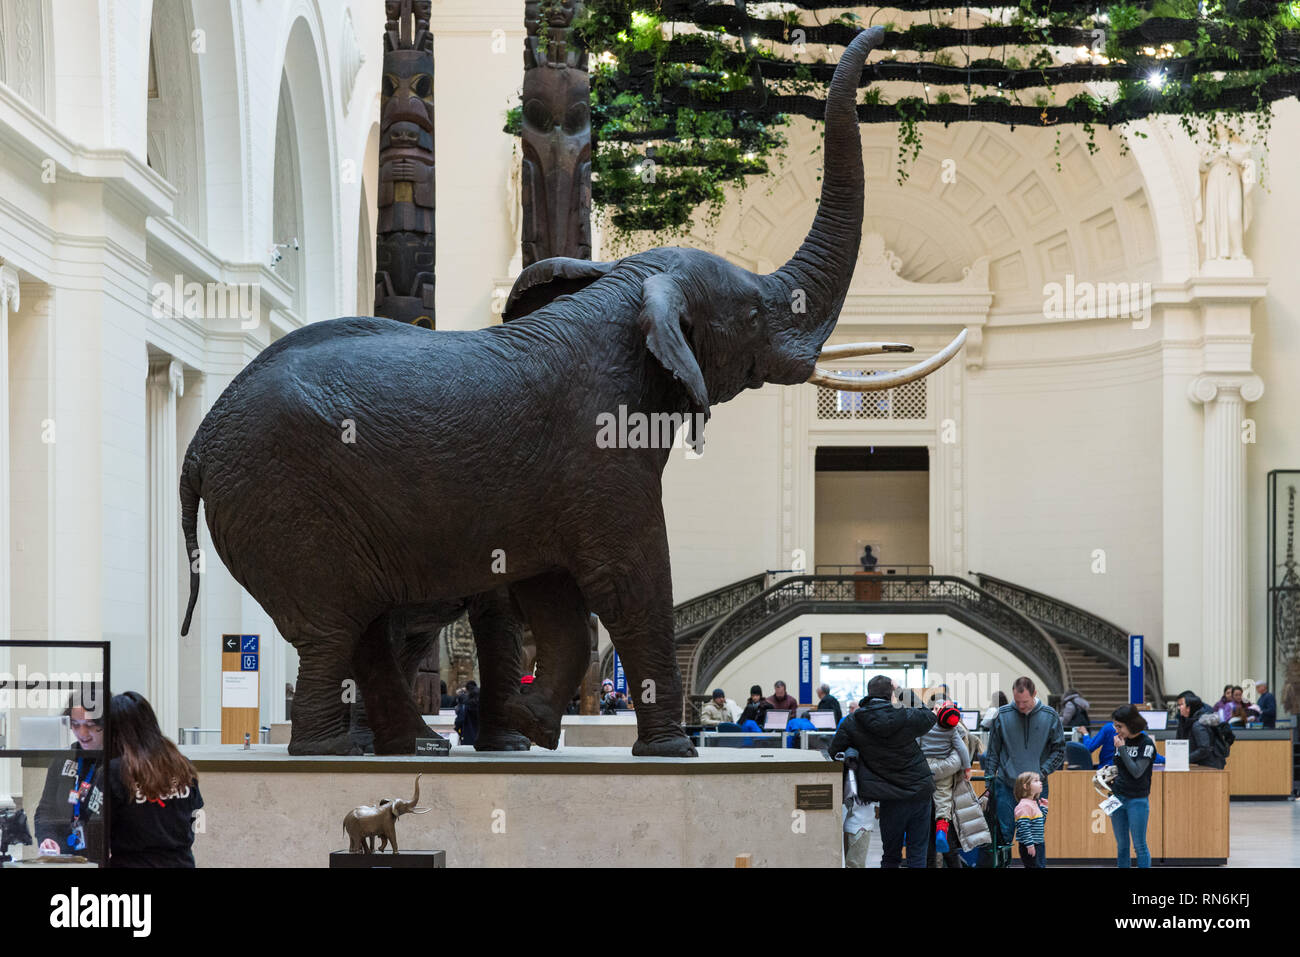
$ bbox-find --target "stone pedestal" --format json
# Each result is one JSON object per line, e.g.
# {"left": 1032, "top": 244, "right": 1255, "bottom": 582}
{"left": 185, "top": 745, "right": 841, "bottom": 867}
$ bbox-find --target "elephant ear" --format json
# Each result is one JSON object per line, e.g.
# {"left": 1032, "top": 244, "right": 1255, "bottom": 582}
{"left": 638, "top": 273, "right": 710, "bottom": 448}
{"left": 502, "top": 257, "right": 618, "bottom": 322}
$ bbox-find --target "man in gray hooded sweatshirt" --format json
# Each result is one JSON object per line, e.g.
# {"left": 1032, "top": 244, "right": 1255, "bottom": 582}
{"left": 983, "top": 676, "right": 1065, "bottom": 864}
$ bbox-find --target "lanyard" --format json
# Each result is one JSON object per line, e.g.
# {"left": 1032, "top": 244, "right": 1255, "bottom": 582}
{"left": 72, "top": 757, "right": 94, "bottom": 818}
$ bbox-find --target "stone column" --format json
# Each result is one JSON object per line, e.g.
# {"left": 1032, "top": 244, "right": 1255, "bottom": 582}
{"left": 0, "top": 262, "right": 16, "bottom": 647}
{"left": 148, "top": 357, "right": 185, "bottom": 741}
{"left": 0, "top": 264, "right": 15, "bottom": 793}
{"left": 1189, "top": 373, "right": 1263, "bottom": 688}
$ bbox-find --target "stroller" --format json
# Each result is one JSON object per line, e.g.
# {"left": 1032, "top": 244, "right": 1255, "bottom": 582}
{"left": 967, "top": 774, "right": 1014, "bottom": 868}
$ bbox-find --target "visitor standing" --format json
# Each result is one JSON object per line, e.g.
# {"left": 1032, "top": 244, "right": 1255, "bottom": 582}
{"left": 455, "top": 680, "right": 481, "bottom": 746}
{"left": 1256, "top": 682, "right": 1277, "bottom": 728}
{"left": 816, "top": 683, "right": 843, "bottom": 724}
{"left": 1176, "top": 691, "right": 1229, "bottom": 769}
{"left": 829, "top": 675, "right": 937, "bottom": 868}
{"left": 1013, "top": 771, "right": 1047, "bottom": 868}
{"left": 982, "top": 676, "right": 1065, "bottom": 864}
{"left": 1109, "top": 704, "right": 1156, "bottom": 868}
{"left": 106, "top": 691, "right": 204, "bottom": 867}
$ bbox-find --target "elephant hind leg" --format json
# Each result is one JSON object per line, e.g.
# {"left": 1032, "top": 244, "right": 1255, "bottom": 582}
{"left": 353, "top": 611, "right": 435, "bottom": 754}
{"left": 466, "top": 589, "right": 531, "bottom": 751}
{"left": 503, "top": 572, "right": 592, "bottom": 750}
{"left": 287, "top": 632, "right": 362, "bottom": 756}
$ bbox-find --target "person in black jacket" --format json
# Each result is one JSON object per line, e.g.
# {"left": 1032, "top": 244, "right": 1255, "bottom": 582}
{"left": 35, "top": 687, "right": 107, "bottom": 860}
{"left": 815, "top": 683, "right": 842, "bottom": 725}
{"left": 455, "top": 680, "right": 481, "bottom": 746}
{"left": 829, "top": 674, "right": 937, "bottom": 868}
{"left": 107, "top": 691, "right": 203, "bottom": 867}
{"left": 1175, "top": 690, "right": 1227, "bottom": 769}
{"left": 1109, "top": 704, "right": 1156, "bottom": 868}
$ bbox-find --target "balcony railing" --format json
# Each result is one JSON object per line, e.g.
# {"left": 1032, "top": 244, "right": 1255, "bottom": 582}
{"left": 974, "top": 572, "right": 1166, "bottom": 705}
{"left": 690, "top": 574, "right": 1071, "bottom": 697}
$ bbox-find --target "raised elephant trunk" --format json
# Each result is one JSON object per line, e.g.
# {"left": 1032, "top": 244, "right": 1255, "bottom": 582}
{"left": 769, "top": 26, "right": 966, "bottom": 392}
{"left": 770, "top": 27, "right": 880, "bottom": 349}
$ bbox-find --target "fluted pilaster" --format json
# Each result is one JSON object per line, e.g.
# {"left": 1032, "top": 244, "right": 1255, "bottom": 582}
{"left": 1189, "top": 373, "right": 1263, "bottom": 687}
{"left": 148, "top": 358, "right": 184, "bottom": 741}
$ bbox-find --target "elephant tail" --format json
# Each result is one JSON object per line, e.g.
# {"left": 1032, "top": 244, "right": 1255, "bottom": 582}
{"left": 180, "top": 449, "right": 202, "bottom": 636}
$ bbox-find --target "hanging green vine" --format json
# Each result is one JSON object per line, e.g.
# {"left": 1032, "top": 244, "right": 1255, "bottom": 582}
{"left": 504, "top": 1, "right": 1300, "bottom": 245}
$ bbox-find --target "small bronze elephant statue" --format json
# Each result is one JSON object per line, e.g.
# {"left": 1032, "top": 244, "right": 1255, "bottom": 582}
{"left": 343, "top": 774, "right": 430, "bottom": 853}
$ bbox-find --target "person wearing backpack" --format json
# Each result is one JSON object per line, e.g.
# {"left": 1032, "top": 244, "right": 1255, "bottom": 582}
{"left": 1175, "top": 690, "right": 1230, "bottom": 769}
{"left": 1059, "top": 690, "right": 1091, "bottom": 730}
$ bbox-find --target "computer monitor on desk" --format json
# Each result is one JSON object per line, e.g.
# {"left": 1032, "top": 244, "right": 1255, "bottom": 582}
{"left": 763, "top": 711, "right": 789, "bottom": 731}
{"left": 1139, "top": 710, "right": 1168, "bottom": 731}
{"left": 808, "top": 710, "right": 836, "bottom": 730}
{"left": 960, "top": 710, "right": 980, "bottom": 730}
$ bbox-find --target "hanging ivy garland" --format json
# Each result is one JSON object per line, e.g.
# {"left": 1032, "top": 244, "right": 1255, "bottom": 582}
{"left": 506, "top": 1, "right": 1300, "bottom": 246}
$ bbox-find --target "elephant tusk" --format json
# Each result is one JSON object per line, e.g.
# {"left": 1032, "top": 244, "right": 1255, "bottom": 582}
{"left": 808, "top": 329, "right": 968, "bottom": 392}
{"left": 411, "top": 807, "right": 431, "bottom": 814}
{"left": 815, "top": 341, "right": 914, "bottom": 360}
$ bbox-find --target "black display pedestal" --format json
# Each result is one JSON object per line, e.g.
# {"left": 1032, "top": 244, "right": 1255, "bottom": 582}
{"left": 329, "top": 850, "right": 446, "bottom": 868}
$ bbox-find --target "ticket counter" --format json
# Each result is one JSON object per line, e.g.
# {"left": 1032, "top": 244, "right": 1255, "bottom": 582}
{"left": 1150, "top": 729, "right": 1292, "bottom": 798}
{"left": 972, "top": 767, "right": 1229, "bottom": 864}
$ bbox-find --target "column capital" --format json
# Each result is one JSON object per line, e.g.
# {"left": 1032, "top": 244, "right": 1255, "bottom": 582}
{"left": 148, "top": 357, "right": 185, "bottom": 398}
{"left": 0, "top": 261, "right": 18, "bottom": 313}
{"left": 1188, "top": 373, "right": 1264, "bottom": 406}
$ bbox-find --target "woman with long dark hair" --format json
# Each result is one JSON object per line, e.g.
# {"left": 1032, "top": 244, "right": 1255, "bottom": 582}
{"left": 107, "top": 691, "right": 204, "bottom": 867}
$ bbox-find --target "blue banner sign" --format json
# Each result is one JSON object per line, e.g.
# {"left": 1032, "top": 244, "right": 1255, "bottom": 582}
{"left": 613, "top": 651, "right": 626, "bottom": 695}
{"left": 1129, "top": 635, "right": 1144, "bottom": 705}
{"left": 799, "top": 636, "right": 813, "bottom": 704}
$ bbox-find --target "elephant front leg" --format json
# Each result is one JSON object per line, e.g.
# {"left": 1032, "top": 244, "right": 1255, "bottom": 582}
{"left": 287, "top": 637, "right": 363, "bottom": 756}
{"left": 504, "top": 572, "right": 593, "bottom": 750}
{"left": 466, "top": 589, "right": 531, "bottom": 751}
{"left": 584, "top": 547, "right": 696, "bottom": 758}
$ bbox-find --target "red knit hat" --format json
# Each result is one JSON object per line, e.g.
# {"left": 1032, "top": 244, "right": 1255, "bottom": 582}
{"left": 937, "top": 705, "right": 961, "bottom": 728}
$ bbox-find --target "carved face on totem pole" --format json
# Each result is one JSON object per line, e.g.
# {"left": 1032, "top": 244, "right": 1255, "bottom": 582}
{"left": 520, "top": 64, "right": 592, "bottom": 264}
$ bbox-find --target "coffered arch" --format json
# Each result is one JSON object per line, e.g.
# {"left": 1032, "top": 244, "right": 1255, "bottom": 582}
{"left": 706, "top": 118, "right": 1163, "bottom": 319}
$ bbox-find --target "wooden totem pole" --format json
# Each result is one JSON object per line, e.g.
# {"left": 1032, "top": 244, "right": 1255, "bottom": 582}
{"left": 520, "top": 2, "right": 601, "bottom": 712}
{"left": 375, "top": 0, "right": 437, "bottom": 328}
{"left": 353, "top": 1, "right": 442, "bottom": 748}
{"left": 520, "top": 0, "right": 592, "bottom": 267}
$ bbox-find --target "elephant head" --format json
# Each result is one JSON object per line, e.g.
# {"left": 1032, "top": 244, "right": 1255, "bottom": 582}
{"left": 503, "top": 26, "right": 965, "bottom": 435}
{"left": 390, "top": 774, "right": 430, "bottom": 818}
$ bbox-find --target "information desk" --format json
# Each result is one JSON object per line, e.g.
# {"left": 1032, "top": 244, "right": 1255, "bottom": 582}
{"left": 1149, "top": 729, "right": 1292, "bottom": 798}
{"left": 972, "top": 767, "right": 1229, "bottom": 864}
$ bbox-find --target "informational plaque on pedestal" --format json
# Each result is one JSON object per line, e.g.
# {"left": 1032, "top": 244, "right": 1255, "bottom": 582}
{"left": 221, "top": 635, "right": 260, "bottom": 745}
{"left": 1165, "top": 738, "right": 1189, "bottom": 771}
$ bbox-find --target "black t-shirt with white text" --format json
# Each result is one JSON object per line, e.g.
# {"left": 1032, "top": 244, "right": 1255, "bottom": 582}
{"left": 107, "top": 758, "right": 203, "bottom": 868}
{"left": 1112, "top": 733, "right": 1157, "bottom": 799}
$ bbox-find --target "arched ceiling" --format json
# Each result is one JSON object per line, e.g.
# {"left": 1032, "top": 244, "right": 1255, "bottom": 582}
{"left": 694, "top": 119, "right": 1162, "bottom": 318}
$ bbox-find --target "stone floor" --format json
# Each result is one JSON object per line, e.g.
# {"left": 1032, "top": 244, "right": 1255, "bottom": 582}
{"left": 856, "top": 799, "right": 1298, "bottom": 868}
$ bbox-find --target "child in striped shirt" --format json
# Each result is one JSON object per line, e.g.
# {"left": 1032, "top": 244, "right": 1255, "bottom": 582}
{"left": 1013, "top": 770, "right": 1047, "bottom": 868}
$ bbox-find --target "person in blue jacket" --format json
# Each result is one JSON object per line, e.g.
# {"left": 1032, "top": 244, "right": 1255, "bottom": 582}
{"left": 1083, "top": 721, "right": 1165, "bottom": 768}
{"left": 786, "top": 712, "right": 817, "bottom": 748}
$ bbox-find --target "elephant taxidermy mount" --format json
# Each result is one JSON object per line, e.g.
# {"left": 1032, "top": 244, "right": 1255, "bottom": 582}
{"left": 343, "top": 774, "right": 430, "bottom": 853}
{"left": 177, "top": 27, "right": 964, "bottom": 757}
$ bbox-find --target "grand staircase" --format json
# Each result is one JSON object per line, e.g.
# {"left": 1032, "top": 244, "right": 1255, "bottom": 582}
{"left": 593, "top": 570, "right": 1164, "bottom": 724}
{"left": 975, "top": 573, "right": 1166, "bottom": 710}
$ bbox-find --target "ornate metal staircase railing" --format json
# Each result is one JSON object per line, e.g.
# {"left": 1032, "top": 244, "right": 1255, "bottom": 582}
{"left": 974, "top": 572, "right": 1166, "bottom": 705}
{"left": 690, "top": 575, "right": 1072, "bottom": 699}
{"left": 598, "top": 572, "right": 768, "bottom": 679}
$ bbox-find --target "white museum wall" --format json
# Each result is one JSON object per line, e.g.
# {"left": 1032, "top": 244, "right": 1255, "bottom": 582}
{"left": 814, "top": 470, "right": 930, "bottom": 569}
{"left": 661, "top": 384, "right": 785, "bottom": 601}
{"left": 1244, "top": 95, "right": 1300, "bottom": 689}
{"left": 965, "top": 345, "right": 1165, "bottom": 653}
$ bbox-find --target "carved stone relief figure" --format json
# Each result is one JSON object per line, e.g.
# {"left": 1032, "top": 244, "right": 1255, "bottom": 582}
{"left": 1195, "top": 129, "right": 1254, "bottom": 263}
